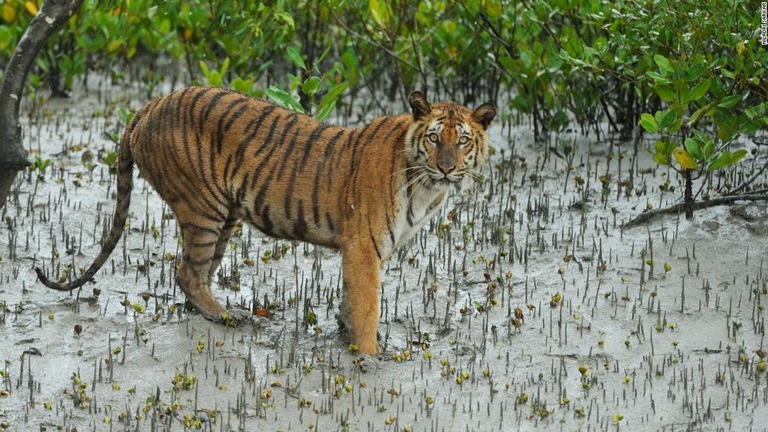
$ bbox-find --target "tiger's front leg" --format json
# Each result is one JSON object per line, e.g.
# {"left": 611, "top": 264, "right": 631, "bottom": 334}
{"left": 340, "top": 241, "right": 382, "bottom": 354}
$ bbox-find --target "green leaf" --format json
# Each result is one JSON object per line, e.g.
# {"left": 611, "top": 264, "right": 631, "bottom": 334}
{"left": 117, "top": 107, "right": 134, "bottom": 125}
{"left": 484, "top": 0, "right": 503, "bottom": 18}
{"left": 707, "top": 151, "right": 732, "bottom": 171}
{"left": 639, "top": 113, "right": 659, "bottom": 133}
{"left": 159, "top": 18, "right": 171, "bottom": 34}
{"left": 718, "top": 94, "right": 742, "bottom": 108}
{"left": 220, "top": 57, "right": 230, "bottom": 77}
{"left": 266, "top": 86, "right": 305, "bottom": 114}
{"left": 668, "top": 118, "right": 684, "bottom": 133}
{"left": 684, "top": 138, "right": 703, "bottom": 161}
{"left": 302, "top": 76, "right": 322, "bottom": 96}
{"left": 369, "top": 0, "right": 391, "bottom": 28}
{"left": 688, "top": 102, "right": 714, "bottom": 126}
{"left": 692, "top": 129, "right": 709, "bottom": 143}
{"left": 731, "top": 149, "right": 748, "bottom": 165}
{"left": 314, "top": 101, "right": 336, "bottom": 122}
{"left": 659, "top": 109, "right": 677, "bottom": 130}
{"left": 231, "top": 77, "right": 255, "bottom": 95}
{"left": 318, "top": 82, "right": 348, "bottom": 109}
{"left": 739, "top": 120, "right": 763, "bottom": 135}
{"left": 103, "top": 152, "right": 118, "bottom": 167}
{"left": 286, "top": 47, "right": 307, "bottom": 71}
{"left": 743, "top": 103, "right": 767, "bottom": 120}
{"left": 199, "top": 61, "right": 211, "bottom": 78}
{"left": 274, "top": 12, "right": 295, "bottom": 29}
{"left": 653, "top": 152, "right": 670, "bottom": 166}
{"left": 653, "top": 139, "right": 673, "bottom": 166}
{"left": 647, "top": 71, "right": 671, "bottom": 84}
{"left": 685, "top": 79, "right": 710, "bottom": 104}
{"left": 287, "top": 74, "right": 302, "bottom": 93}
{"left": 653, "top": 54, "right": 674, "bottom": 76}
{"left": 654, "top": 85, "right": 675, "bottom": 102}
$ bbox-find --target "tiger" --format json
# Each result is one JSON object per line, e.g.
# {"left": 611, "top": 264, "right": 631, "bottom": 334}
{"left": 36, "top": 86, "right": 496, "bottom": 354}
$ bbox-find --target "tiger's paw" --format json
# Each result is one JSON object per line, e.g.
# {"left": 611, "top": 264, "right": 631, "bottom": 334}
{"left": 217, "top": 311, "right": 241, "bottom": 327}
{"left": 337, "top": 314, "right": 383, "bottom": 355}
{"left": 184, "top": 297, "right": 234, "bottom": 325}
{"left": 354, "top": 340, "right": 382, "bottom": 356}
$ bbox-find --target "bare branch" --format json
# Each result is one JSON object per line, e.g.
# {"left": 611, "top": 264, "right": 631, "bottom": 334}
{"left": 0, "top": 0, "right": 84, "bottom": 209}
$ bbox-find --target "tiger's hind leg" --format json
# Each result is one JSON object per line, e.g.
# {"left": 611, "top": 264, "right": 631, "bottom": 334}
{"left": 208, "top": 215, "right": 239, "bottom": 283}
{"left": 176, "top": 222, "right": 230, "bottom": 322}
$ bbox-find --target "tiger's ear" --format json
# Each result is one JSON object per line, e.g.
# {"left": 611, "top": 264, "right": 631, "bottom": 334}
{"left": 471, "top": 103, "right": 496, "bottom": 130}
{"left": 409, "top": 92, "right": 431, "bottom": 121}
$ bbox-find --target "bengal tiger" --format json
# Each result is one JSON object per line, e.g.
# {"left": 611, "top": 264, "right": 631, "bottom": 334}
{"left": 36, "top": 86, "right": 496, "bottom": 354}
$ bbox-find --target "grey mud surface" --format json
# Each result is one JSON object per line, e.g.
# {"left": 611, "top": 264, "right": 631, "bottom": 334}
{"left": 1, "top": 80, "right": 768, "bottom": 431}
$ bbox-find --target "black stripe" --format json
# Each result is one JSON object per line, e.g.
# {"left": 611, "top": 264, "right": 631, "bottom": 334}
{"left": 244, "top": 207, "right": 254, "bottom": 225}
{"left": 369, "top": 231, "right": 382, "bottom": 261}
{"left": 222, "top": 155, "right": 233, "bottom": 192}
{"left": 296, "top": 123, "right": 331, "bottom": 172}
{"left": 185, "top": 256, "right": 214, "bottom": 267}
{"left": 385, "top": 140, "right": 400, "bottom": 247}
{"left": 250, "top": 116, "right": 301, "bottom": 218}
{"left": 326, "top": 133, "right": 354, "bottom": 197}
{"left": 273, "top": 113, "right": 305, "bottom": 180}
{"left": 253, "top": 162, "right": 280, "bottom": 214}
{"left": 175, "top": 90, "right": 229, "bottom": 219}
{"left": 216, "top": 97, "right": 249, "bottom": 152}
{"left": 282, "top": 123, "right": 330, "bottom": 223}
{"left": 250, "top": 114, "right": 299, "bottom": 190}
{"left": 188, "top": 240, "right": 217, "bottom": 248}
{"left": 150, "top": 91, "right": 227, "bottom": 220}
{"left": 180, "top": 223, "right": 221, "bottom": 235}
{"left": 345, "top": 118, "right": 391, "bottom": 171}
{"left": 282, "top": 123, "right": 328, "bottom": 218}
{"left": 337, "top": 119, "right": 392, "bottom": 207}
{"left": 193, "top": 127, "right": 227, "bottom": 212}
{"left": 311, "top": 129, "right": 346, "bottom": 225}
{"left": 237, "top": 171, "right": 250, "bottom": 205}
{"left": 231, "top": 105, "right": 277, "bottom": 177}
{"left": 199, "top": 90, "right": 228, "bottom": 133}
{"left": 223, "top": 98, "right": 250, "bottom": 131}
{"left": 185, "top": 92, "right": 229, "bottom": 211}
{"left": 261, "top": 205, "right": 275, "bottom": 237}
{"left": 293, "top": 200, "right": 308, "bottom": 239}
{"left": 347, "top": 120, "right": 406, "bottom": 208}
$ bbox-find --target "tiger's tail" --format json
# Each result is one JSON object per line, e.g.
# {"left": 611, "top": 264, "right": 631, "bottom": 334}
{"left": 35, "top": 114, "right": 138, "bottom": 291}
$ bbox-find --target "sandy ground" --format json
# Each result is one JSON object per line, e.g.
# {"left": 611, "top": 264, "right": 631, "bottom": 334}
{"left": 1, "top": 79, "right": 768, "bottom": 432}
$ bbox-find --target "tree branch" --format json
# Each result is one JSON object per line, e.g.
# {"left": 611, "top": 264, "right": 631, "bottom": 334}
{"left": 622, "top": 192, "right": 768, "bottom": 229}
{"left": 0, "top": 0, "right": 84, "bottom": 209}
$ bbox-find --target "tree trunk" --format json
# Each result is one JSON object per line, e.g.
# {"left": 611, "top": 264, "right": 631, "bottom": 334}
{"left": 0, "top": 0, "right": 85, "bottom": 210}
{"left": 684, "top": 169, "right": 693, "bottom": 219}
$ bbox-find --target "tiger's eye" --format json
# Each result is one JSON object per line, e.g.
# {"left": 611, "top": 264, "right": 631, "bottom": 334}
{"left": 458, "top": 136, "right": 470, "bottom": 146}
{"left": 427, "top": 133, "right": 439, "bottom": 144}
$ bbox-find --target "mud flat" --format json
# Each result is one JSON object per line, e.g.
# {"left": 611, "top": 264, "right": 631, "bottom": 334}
{"left": 1, "top": 80, "right": 767, "bottom": 431}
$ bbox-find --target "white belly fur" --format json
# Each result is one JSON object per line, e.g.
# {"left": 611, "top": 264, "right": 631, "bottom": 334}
{"left": 392, "top": 187, "right": 447, "bottom": 252}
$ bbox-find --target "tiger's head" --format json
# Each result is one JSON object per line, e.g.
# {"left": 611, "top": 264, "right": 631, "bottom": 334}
{"left": 405, "top": 92, "right": 496, "bottom": 191}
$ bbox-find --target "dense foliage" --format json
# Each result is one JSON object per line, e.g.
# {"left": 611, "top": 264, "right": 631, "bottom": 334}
{"left": 1, "top": 0, "right": 766, "bottom": 151}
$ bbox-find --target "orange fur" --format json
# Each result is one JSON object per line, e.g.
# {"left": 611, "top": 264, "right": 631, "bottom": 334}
{"left": 36, "top": 87, "right": 496, "bottom": 354}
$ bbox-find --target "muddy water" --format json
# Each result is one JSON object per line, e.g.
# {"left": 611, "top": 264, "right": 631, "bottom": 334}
{"left": 1, "top": 80, "right": 767, "bottom": 431}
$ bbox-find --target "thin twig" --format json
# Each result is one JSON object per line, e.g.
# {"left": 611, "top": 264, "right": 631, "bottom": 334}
{"left": 331, "top": 9, "right": 427, "bottom": 74}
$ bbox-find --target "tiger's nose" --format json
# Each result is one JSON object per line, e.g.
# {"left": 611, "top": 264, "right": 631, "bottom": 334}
{"left": 438, "top": 163, "right": 456, "bottom": 175}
